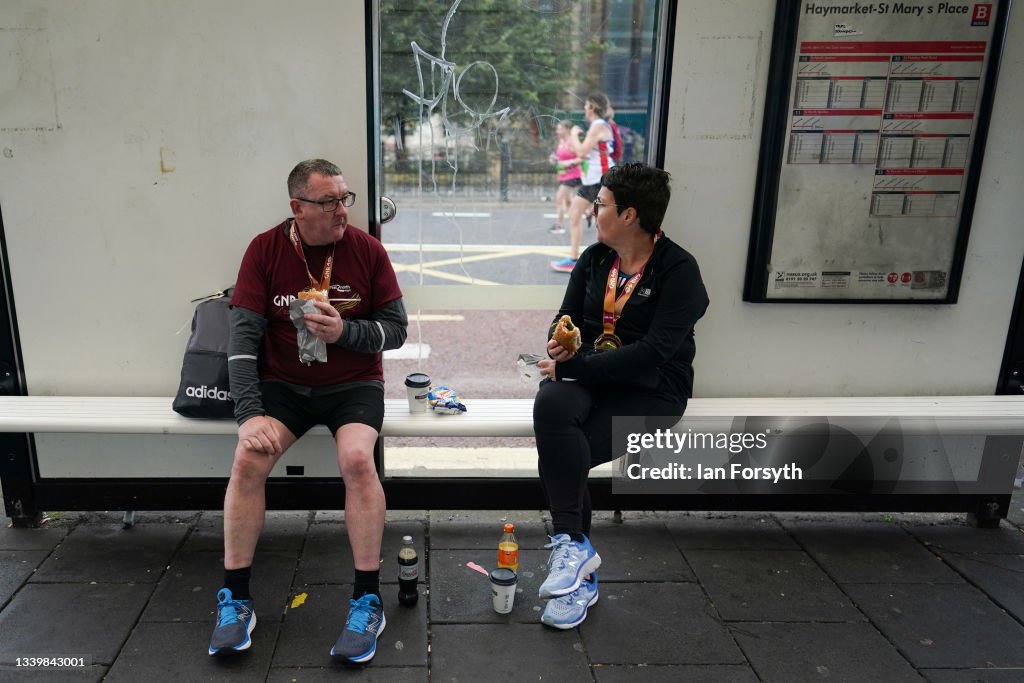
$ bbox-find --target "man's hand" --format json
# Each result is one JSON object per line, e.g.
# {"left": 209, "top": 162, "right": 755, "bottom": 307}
{"left": 238, "top": 415, "right": 284, "bottom": 456}
{"left": 304, "top": 300, "right": 343, "bottom": 343}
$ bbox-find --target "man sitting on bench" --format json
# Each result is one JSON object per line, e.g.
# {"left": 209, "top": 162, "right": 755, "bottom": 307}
{"left": 207, "top": 158, "right": 407, "bottom": 664}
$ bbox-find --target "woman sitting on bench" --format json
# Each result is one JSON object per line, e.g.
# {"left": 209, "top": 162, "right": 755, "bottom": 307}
{"left": 533, "top": 162, "right": 709, "bottom": 629}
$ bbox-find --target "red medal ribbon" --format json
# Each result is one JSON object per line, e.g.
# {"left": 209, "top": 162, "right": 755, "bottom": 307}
{"left": 289, "top": 220, "right": 335, "bottom": 293}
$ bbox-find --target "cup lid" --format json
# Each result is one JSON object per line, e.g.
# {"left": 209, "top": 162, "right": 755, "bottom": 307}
{"left": 489, "top": 567, "right": 517, "bottom": 585}
{"left": 404, "top": 373, "right": 431, "bottom": 388}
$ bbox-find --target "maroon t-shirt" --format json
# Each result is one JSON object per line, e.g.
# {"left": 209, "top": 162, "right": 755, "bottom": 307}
{"left": 230, "top": 219, "right": 402, "bottom": 386}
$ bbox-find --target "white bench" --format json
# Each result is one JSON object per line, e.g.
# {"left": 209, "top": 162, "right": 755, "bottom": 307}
{"left": 0, "top": 397, "right": 536, "bottom": 437}
{"left": 2, "top": 395, "right": 1023, "bottom": 435}
{"left": 2, "top": 395, "right": 1023, "bottom": 526}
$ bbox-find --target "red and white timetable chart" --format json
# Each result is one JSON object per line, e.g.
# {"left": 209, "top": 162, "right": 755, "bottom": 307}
{"left": 762, "top": 0, "right": 1002, "bottom": 301}
{"left": 788, "top": 40, "right": 984, "bottom": 218}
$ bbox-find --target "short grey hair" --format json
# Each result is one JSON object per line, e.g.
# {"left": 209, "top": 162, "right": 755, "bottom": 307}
{"left": 287, "top": 158, "right": 342, "bottom": 198}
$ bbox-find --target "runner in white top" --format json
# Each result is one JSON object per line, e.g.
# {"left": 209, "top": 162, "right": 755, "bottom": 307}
{"left": 551, "top": 92, "right": 616, "bottom": 273}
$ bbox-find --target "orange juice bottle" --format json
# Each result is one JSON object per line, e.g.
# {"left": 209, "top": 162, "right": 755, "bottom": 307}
{"left": 497, "top": 522, "right": 519, "bottom": 572}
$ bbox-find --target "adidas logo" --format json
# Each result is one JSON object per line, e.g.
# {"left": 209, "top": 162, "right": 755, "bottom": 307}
{"left": 185, "top": 385, "right": 232, "bottom": 401}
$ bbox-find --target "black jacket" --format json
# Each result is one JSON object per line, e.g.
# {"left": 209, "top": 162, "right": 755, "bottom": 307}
{"left": 552, "top": 235, "right": 709, "bottom": 401}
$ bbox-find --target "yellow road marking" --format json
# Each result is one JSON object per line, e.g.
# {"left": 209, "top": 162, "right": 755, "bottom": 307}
{"left": 391, "top": 264, "right": 501, "bottom": 285}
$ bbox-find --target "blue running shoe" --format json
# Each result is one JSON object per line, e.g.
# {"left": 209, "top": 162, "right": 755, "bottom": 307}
{"left": 538, "top": 534, "right": 601, "bottom": 599}
{"left": 208, "top": 588, "right": 256, "bottom": 656}
{"left": 331, "top": 594, "right": 386, "bottom": 663}
{"left": 541, "top": 573, "right": 598, "bottom": 629}
{"left": 550, "top": 258, "right": 577, "bottom": 273}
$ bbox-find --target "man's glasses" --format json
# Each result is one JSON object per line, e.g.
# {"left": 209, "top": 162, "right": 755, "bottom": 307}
{"left": 592, "top": 199, "right": 624, "bottom": 214}
{"left": 296, "top": 192, "right": 357, "bottom": 212}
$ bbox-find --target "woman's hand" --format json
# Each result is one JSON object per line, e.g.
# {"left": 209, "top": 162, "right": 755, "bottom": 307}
{"left": 547, "top": 337, "right": 575, "bottom": 362}
{"left": 537, "top": 358, "right": 557, "bottom": 381}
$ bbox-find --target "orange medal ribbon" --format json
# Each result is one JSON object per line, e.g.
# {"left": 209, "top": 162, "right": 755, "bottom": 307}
{"left": 289, "top": 220, "right": 335, "bottom": 295}
{"left": 595, "top": 234, "right": 660, "bottom": 353}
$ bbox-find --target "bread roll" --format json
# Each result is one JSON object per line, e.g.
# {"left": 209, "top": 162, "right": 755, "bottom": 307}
{"left": 552, "top": 314, "right": 581, "bottom": 353}
{"left": 297, "top": 288, "right": 328, "bottom": 303}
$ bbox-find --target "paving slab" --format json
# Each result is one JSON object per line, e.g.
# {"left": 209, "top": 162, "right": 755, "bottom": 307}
{"left": 267, "top": 666, "right": 428, "bottom": 682}
{"left": 273, "top": 584, "right": 426, "bottom": 668}
{"left": 313, "top": 510, "right": 428, "bottom": 523}
{"left": 428, "top": 509, "right": 550, "bottom": 549}
{"left": 1009, "top": 488, "right": 1024, "bottom": 526}
{"left": 686, "top": 549, "right": 858, "bottom": 621}
{"left": 581, "top": 583, "right": 744, "bottom": 665}
{"left": 0, "top": 583, "right": 151, "bottom": 665}
{"left": 76, "top": 511, "right": 200, "bottom": 526}
{"left": 294, "top": 520, "right": 425, "bottom": 586}
{"left": 30, "top": 522, "right": 187, "bottom": 584}
{"left": 587, "top": 519, "right": 695, "bottom": 582}
{"left": 0, "top": 550, "right": 48, "bottom": 604}
{"left": 0, "top": 665, "right": 107, "bottom": 682}
{"left": 593, "top": 664, "right": 759, "bottom": 682}
{"left": 0, "top": 524, "right": 68, "bottom": 550}
{"left": 941, "top": 553, "right": 1024, "bottom": 621}
{"left": 845, "top": 582, "right": 1024, "bottom": 668}
{"left": 666, "top": 514, "right": 799, "bottom": 551}
{"left": 104, "top": 620, "right": 279, "bottom": 681}
{"left": 184, "top": 510, "right": 311, "bottom": 553}
{"left": 902, "top": 522, "right": 1024, "bottom": 554}
{"left": 428, "top": 548, "right": 549, "bottom": 624}
{"left": 920, "top": 669, "right": 1024, "bottom": 682}
{"left": 731, "top": 621, "right": 920, "bottom": 682}
{"left": 431, "top": 623, "right": 592, "bottom": 681}
{"left": 142, "top": 550, "right": 296, "bottom": 623}
{"left": 785, "top": 521, "right": 964, "bottom": 584}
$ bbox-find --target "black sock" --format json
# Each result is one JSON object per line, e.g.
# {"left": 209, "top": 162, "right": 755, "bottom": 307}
{"left": 353, "top": 569, "right": 381, "bottom": 601}
{"left": 568, "top": 532, "right": 586, "bottom": 544}
{"left": 223, "top": 567, "right": 252, "bottom": 600}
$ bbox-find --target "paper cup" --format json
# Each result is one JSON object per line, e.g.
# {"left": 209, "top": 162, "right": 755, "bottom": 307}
{"left": 489, "top": 567, "right": 517, "bottom": 614}
{"left": 404, "top": 373, "right": 431, "bottom": 413}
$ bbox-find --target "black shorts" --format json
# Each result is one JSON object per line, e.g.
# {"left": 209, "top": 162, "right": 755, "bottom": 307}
{"left": 576, "top": 183, "right": 601, "bottom": 202}
{"left": 260, "top": 381, "right": 385, "bottom": 438}
{"left": 559, "top": 178, "right": 582, "bottom": 188}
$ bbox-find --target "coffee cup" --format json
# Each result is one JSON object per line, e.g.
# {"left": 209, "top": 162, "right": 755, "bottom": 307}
{"left": 489, "top": 567, "right": 517, "bottom": 614}
{"left": 404, "top": 373, "right": 431, "bottom": 413}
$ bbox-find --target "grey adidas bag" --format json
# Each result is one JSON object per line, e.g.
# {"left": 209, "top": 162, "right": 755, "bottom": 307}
{"left": 172, "top": 288, "right": 236, "bottom": 419}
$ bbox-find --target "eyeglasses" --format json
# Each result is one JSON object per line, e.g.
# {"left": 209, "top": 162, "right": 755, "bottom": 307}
{"left": 296, "top": 192, "right": 357, "bottom": 212}
{"left": 592, "top": 199, "right": 625, "bottom": 214}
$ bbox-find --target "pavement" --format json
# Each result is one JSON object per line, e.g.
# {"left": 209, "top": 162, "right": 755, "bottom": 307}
{"left": 2, "top": 499, "right": 1024, "bottom": 682}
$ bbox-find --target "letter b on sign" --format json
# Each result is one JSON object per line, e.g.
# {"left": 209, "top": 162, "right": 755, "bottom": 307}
{"left": 972, "top": 4, "right": 991, "bottom": 25}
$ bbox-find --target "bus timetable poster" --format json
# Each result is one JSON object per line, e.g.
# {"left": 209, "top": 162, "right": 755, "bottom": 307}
{"left": 745, "top": 0, "right": 1007, "bottom": 302}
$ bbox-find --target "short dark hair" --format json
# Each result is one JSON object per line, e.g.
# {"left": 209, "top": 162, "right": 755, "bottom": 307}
{"left": 600, "top": 162, "right": 671, "bottom": 235}
{"left": 287, "top": 158, "right": 342, "bottom": 198}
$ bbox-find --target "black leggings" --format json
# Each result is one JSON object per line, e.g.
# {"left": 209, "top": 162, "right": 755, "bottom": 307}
{"left": 533, "top": 380, "right": 684, "bottom": 538}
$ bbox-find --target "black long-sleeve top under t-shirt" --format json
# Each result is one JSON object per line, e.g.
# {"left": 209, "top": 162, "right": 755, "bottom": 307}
{"left": 551, "top": 235, "right": 709, "bottom": 401}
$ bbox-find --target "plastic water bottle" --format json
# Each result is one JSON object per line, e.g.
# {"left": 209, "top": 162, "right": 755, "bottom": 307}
{"left": 397, "top": 535, "right": 419, "bottom": 607}
{"left": 497, "top": 523, "right": 519, "bottom": 572}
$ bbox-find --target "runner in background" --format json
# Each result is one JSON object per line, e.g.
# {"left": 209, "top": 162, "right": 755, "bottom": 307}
{"left": 548, "top": 119, "right": 582, "bottom": 235}
{"left": 551, "top": 93, "right": 615, "bottom": 274}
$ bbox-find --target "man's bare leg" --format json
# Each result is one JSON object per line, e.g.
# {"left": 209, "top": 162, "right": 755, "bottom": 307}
{"left": 335, "top": 423, "right": 385, "bottom": 571}
{"left": 223, "top": 419, "right": 296, "bottom": 569}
